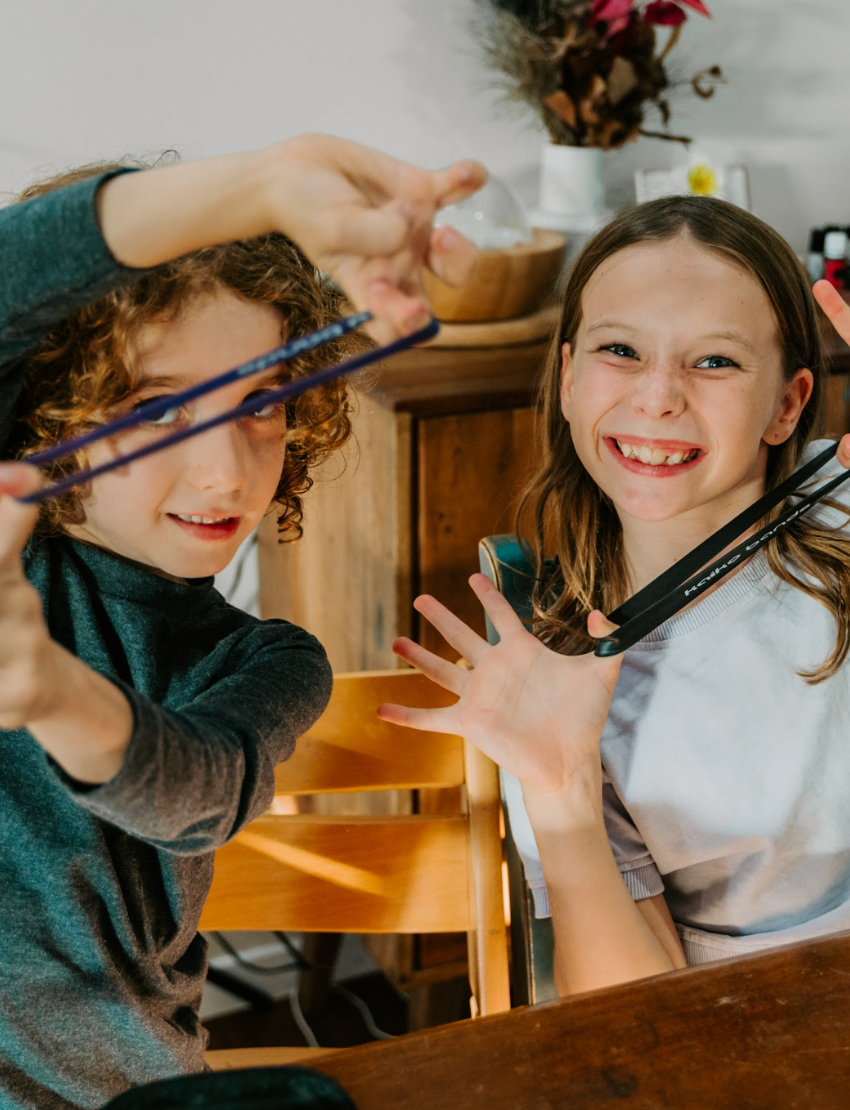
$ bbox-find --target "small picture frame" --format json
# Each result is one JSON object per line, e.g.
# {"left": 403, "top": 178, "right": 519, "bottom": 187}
{"left": 635, "top": 164, "right": 751, "bottom": 210}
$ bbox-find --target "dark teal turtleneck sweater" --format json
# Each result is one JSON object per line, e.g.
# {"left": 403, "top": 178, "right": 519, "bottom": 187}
{"left": 0, "top": 174, "right": 332, "bottom": 1109}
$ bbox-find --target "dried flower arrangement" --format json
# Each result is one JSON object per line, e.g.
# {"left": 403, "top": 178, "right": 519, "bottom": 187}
{"left": 475, "top": 0, "right": 722, "bottom": 150}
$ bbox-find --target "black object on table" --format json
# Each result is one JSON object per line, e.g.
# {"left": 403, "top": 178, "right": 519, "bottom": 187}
{"left": 102, "top": 1065, "right": 357, "bottom": 1110}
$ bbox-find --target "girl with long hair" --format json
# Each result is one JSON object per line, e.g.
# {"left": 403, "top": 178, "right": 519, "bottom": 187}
{"left": 380, "top": 195, "right": 850, "bottom": 994}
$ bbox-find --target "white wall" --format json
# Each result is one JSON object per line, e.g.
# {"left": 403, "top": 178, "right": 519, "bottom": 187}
{"left": 0, "top": 0, "right": 848, "bottom": 253}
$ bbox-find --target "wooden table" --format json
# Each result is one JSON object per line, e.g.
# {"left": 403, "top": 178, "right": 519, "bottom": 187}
{"left": 304, "top": 929, "right": 850, "bottom": 1109}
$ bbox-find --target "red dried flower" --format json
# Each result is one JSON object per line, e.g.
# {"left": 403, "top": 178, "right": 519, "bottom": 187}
{"left": 643, "top": 0, "right": 710, "bottom": 24}
{"left": 591, "top": 0, "right": 636, "bottom": 37}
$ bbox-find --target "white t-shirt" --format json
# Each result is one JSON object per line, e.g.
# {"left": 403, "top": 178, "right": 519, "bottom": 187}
{"left": 506, "top": 440, "right": 850, "bottom": 965}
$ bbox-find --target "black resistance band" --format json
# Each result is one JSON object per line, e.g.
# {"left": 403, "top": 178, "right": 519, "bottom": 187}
{"left": 595, "top": 442, "right": 848, "bottom": 656}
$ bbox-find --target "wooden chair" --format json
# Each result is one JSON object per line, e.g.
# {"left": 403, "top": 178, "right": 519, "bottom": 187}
{"left": 478, "top": 535, "right": 559, "bottom": 1006}
{"left": 201, "top": 668, "right": 511, "bottom": 1070}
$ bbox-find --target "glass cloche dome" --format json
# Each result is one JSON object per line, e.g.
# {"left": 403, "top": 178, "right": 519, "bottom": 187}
{"left": 434, "top": 173, "right": 533, "bottom": 250}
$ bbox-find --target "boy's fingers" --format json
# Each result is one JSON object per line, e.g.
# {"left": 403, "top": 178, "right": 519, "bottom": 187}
{"left": 0, "top": 464, "right": 42, "bottom": 567}
{"left": 430, "top": 161, "right": 488, "bottom": 208}
{"left": 426, "top": 226, "right": 479, "bottom": 288}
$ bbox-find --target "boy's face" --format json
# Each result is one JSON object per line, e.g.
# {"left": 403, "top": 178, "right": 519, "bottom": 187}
{"left": 66, "top": 289, "right": 289, "bottom": 579}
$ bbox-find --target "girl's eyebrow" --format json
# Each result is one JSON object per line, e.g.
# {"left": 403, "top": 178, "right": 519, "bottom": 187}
{"left": 586, "top": 320, "right": 640, "bottom": 335}
{"left": 586, "top": 321, "right": 759, "bottom": 356}
{"left": 701, "top": 330, "right": 759, "bottom": 355}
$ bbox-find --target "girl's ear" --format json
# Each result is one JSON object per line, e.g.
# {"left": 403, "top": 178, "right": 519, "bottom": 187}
{"left": 763, "top": 367, "right": 814, "bottom": 445}
{"left": 559, "top": 342, "right": 574, "bottom": 421}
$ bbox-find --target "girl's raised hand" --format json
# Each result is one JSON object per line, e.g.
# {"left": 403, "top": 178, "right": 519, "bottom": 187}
{"left": 377, "top": 574, "right": 624, "bottom": 795}
{"left": 0, "top": 464, "right": 54, "bottom": 729}
{"left": 813, "top": 281, "right": 850, "bottom": 470}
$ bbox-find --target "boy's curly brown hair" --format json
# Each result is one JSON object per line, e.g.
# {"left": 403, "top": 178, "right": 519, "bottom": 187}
{"left": 13, "top": 159, "right": 364, "bottom": 541}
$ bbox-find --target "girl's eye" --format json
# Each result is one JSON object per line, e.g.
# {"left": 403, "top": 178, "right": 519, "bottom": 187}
{"left": 695, "top": 355, "right": 739, "bottom": 370}
{"left": 599, "top": 343, "right": 638, "bottom": 359}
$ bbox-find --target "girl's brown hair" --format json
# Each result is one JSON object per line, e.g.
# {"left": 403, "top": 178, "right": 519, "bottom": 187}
{"left": 12, "top": 159, "right": 365, "bottom": 541}
{"left": 521, "top": 194, "right": 850, "bottom": 682}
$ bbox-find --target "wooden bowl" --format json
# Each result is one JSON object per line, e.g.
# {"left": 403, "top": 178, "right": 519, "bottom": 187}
{"left": 422, "top": 228, "right": 566, "bottom": 323}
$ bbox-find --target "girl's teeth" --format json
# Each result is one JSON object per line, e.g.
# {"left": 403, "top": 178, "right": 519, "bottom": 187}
{"left": 177, "top": 514, "right": 228, "bottom": 524}
{"left": 616, "top": 441, "right": 696, "bottom": 466}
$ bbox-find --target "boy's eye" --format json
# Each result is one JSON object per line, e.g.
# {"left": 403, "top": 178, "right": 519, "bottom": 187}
{"left": 132, "top": 396, "right": 181, "bottom": 426}
{"left": 599, "top": 343, "right": 638, "bottom": 359}
{"left": 695, "top": 355, "right": 739, "bottom": 370}
{"left": 245, "top": 391, "right": 283, "bottom": 419}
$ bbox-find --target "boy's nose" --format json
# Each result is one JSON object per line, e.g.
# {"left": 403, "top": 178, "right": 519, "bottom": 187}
{"left": 186, "top": 421, "right": 249, "bottom": 493}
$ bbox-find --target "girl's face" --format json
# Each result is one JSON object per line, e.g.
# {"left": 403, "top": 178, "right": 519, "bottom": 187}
{"left": 560, "top": 235, "right": 813, "bottom": 532}
{"left": 67, "top": 289, "right": 289, "bottom": 578}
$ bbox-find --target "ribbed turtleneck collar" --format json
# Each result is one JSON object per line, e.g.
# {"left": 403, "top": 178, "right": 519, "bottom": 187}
{"left": 47, "top": 536, "right": 216, "bottom": 606}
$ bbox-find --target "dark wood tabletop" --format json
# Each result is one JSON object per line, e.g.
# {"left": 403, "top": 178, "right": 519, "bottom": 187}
{"left": 306, "top": 929, "right": 850, "bottom": 1109}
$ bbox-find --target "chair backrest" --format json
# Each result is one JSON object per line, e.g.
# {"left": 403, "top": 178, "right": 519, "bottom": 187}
{"left": 478, "top": 536, "right": 559, "bottom": 1006}
{"left": 200, "top": 669, "right": 510, "bottom": 1018}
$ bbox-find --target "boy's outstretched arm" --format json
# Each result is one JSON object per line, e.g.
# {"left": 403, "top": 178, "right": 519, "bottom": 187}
{"left": 0, "top": 464, "right": 133, "bottom": 783}
{"left": 98, "top": 136, "right": 486, "bottom": 344}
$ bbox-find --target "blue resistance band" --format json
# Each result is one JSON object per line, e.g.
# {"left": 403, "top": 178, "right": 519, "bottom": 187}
{"left": 20, "top": 313, "right": 438, "bottom": 504}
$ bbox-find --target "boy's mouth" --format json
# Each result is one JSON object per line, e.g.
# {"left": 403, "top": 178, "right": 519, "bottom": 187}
{"left": 167, "top": 513, "right": 241, "bottom": 540}
{"left": 605, "top": 436, "right": 703, "bottom": 473}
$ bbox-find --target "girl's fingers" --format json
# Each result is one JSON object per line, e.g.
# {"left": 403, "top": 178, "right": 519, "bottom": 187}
{"left": 587, "top": 609, "right": 620, "bottom": 639}
{"left": 391, "top": 637, "right": 466, "bottom": 695}
{"left": 837, "top": 433, "right": 850, "bottom": 470}
{"left": 0, "top": 464, "right": 41, "bottom": 568}
{"left": 413, "top": 593, "right": 490, "bottom": 666}
{"left": 468, "top": 573, "right": 527, "bottom": 640}
{"left": 376, "top": 700, "right": 460, "bottom": 736}
{"left": 813, "top": 280, "right": 850, "bottom": 346}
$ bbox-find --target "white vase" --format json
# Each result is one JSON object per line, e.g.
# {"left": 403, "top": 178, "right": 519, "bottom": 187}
{"left": 539, "top": 144, "right": 605, "bottom": 218}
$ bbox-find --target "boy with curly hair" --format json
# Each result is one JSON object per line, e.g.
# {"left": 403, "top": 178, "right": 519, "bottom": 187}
{"left": 0, "top": 136, "right": 483, "bottom": 1109}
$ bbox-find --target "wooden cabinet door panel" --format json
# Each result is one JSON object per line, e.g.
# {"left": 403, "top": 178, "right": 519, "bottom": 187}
{"left": 417, "top": 406, "right": 538, "bottom": 659}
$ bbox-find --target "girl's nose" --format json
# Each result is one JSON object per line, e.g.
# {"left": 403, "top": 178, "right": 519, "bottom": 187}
{"left": 630, "top": 363, "right": 686, "bottom": 419}
{"left": 186, "top": 421, "right": 249, "bottom": 493}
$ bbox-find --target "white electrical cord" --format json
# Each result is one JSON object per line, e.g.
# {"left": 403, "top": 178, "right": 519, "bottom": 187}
{"left": 332, "top": 984, "right": 395, "bottom": 1040}
{"left": 289, "top": 991, "right": 321, "bottom": 1048}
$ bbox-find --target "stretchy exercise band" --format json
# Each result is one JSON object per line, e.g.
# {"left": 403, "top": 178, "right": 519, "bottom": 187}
{"left": 20, "top": 314, "right": 438, "bottom": 505}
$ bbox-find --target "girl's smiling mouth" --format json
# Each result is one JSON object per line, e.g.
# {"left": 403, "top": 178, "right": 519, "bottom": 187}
{"left": 604, "top": 435, "right": 704, "bottom": 475}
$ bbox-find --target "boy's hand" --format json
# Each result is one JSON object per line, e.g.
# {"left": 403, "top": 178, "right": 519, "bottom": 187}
{"left": 0, "top": 464, "right": 55, "bottom": 729}
{"left": 99, "top": 135, "right": 487, "bottom": 347}
{"left": 269, "top": 136, "right": 487, "bottom": 344}
{"left": 377, "top": 574, "right": 623, "bottom": 796}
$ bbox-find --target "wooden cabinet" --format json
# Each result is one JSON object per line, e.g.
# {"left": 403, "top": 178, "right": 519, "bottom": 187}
{"left": 258, "top": 339, "right": 547, "bottom": 672}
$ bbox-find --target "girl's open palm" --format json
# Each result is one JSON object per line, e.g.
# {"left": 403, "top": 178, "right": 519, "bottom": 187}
{"left": 378, "top": 574, "right": 624, "bottom": 795}
{"left": 814, "top": 280, "right": 850, "bottom": 471}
